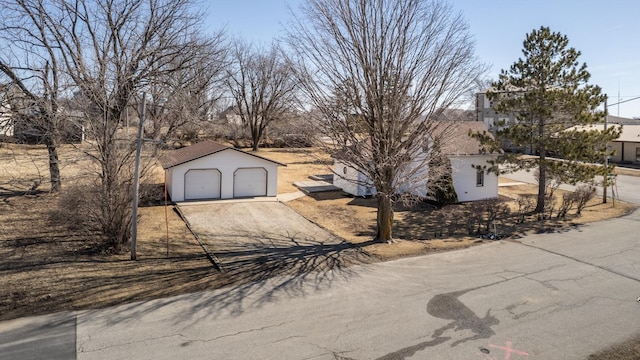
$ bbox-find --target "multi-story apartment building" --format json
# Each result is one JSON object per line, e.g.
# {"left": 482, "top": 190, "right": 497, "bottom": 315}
{"left": 475, "top": 90, "right": 531, "bottom": 153}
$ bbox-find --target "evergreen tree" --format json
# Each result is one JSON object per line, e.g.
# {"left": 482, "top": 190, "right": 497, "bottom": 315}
{"left": 428, "top": 140, "right": 458, "bottom": 205}
{"left": 475, "top": 26, "right": 619, "bottom": 213}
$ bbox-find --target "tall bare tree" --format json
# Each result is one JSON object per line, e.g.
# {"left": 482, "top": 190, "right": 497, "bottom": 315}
{"left": 288, "top": 0, "right": 485, "bottom": 242}
{"left": 145, "top": 35, "right": 229, "bottom": 143}
{"left": 225, "top": 40, "right": 298, "bottom": 151}
{"left": 14, "top": 0, "right": 223, "bottom": 250}
{"left": 0, "top": 0, "right": 67, "bottom": 192}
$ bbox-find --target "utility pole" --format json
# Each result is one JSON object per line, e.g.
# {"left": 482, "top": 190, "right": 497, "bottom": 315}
{"left": 131, "top": 92, "right": 146, "bottom": 260}
{"left": 603, "top": 98, "right": 608, "bottom": 204}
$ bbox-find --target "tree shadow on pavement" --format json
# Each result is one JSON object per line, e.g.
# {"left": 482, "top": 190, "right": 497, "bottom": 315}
{"left": 94, "top": 230, "right": 375, "bottom": 326}
{"left": 0, "top": 193, "right": 372, "bottom": 325}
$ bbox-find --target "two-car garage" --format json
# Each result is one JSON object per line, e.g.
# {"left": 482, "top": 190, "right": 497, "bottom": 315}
{"left": 161, "top": 141, "right": 284, "bottom": 202}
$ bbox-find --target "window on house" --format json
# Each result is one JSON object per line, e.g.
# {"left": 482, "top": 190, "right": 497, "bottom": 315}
{"left": 476, "top": 169, "right": 484, "bottom": 187}
{"left": 636, "top": 147, "right": 640, "bottom": 163}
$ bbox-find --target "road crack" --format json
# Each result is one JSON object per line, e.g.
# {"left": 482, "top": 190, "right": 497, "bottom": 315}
{"left": 514, "top": 241, "right": 640, "bottom": 283}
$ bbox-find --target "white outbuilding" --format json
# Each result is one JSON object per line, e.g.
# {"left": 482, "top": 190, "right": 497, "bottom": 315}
{"left": 333, "top": 121, "right": 499, "bottom": 202}
{"left": 160, "top": 141, "right": 285, "bottom": 202}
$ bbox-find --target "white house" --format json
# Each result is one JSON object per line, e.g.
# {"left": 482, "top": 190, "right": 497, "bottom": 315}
{"left": 160, "top": 140, "right": 285, "bottom": 202}
{"left": 333, "top": 149, "right": 430, "bottom": 198}
{"left": 333, "top": 159, "right": 376, "bottom": 197}
{"left": 333, "top": 121, "right": 499, "bottom": 202}
{"left": 0, "top": 103, "right": 12, "bottom": 137}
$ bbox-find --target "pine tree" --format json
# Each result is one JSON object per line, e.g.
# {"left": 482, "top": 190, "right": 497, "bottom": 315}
{"left": 428, "top": 140, "right": 458, "bottom": 205}
{"left": 476, "top": 26, "right": 619, "bottom": 213}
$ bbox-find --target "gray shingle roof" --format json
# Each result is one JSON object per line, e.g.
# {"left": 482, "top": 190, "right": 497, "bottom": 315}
{"left": 435, "top": 121, "right": 494, "bottom": 156}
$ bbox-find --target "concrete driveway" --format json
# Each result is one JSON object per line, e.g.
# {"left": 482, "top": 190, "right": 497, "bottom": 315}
{"left": 176, "top": 201, "right": 360, "bottom": 273}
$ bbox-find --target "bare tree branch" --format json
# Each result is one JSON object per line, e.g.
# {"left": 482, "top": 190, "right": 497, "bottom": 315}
{"left": 287, "top": 0, "right": 486, "bottom": 242}
{"left": 1, "top": 0, "right": 225, "bottom": 250}
{"left": 226, "top": 39, "right": 298, "bottom": 151}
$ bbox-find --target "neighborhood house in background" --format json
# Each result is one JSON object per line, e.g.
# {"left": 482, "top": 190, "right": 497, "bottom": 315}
{"left": 333, "top": 121, "right": 499, "bottom": 202}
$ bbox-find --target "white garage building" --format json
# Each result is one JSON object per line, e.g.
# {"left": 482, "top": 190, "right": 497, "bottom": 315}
{"left": 160, "top": 141, "right": 285, "bottom": 202}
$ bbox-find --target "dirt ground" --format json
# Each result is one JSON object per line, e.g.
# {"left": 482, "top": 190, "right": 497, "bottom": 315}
{"left": 0, "top": 142, "right": 636, "bottom": 345}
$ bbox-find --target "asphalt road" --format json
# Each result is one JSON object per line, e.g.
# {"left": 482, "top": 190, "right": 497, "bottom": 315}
{"left": 0, "top": 312, "right": 76, "bottom": 360}
{"left": 501, "top": 168, "right": 640, "bottom": 205}
{"left": 2, "top": 210, "right": 640, "bottom": 359}
{"left": 2, "top": 175, "right": 639, "bottom": 359}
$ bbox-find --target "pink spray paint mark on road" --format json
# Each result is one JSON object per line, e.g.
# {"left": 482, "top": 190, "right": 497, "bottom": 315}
{"left": 488, "top": 341, "right": 529, "bottom": 360}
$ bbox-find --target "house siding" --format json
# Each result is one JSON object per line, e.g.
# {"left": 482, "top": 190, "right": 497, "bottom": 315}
{"left": 622, "top": 142, "right": 640, "bottom": 163}
{"left": 333, "top": 151, "right": 498, "bottom": 202}
{"left": 167, "top": 149, "right": 279, "bottom": 201}
{"left": 450, "top": 155, "right": 499, "bottom": 202}
{"left": 333, "top": 160, "right": 375, "bottom": 197}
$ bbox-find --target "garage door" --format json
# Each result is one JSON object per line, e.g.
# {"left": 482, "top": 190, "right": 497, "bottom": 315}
{"left": 234, "top": 167, "right": 267, "bottom": 197}
{"left": 184, "top": 169, "right": 221, "bottom": 200}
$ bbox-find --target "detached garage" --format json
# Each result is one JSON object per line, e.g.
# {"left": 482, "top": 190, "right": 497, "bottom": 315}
{"left": 160, "top": 141, "right": 285, "bottom": 202}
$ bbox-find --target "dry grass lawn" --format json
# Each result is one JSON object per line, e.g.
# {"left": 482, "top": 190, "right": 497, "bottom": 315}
{"left": 281, "top": 149, "right": 634, "bottom": 261}
{"left": 0, "top": 143, "right": 636, "bottom": 322}
{"left": 254, "top": 147, "right": 333, "bottom": 194}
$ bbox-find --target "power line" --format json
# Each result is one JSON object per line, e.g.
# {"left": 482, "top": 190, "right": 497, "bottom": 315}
{"left": 607, "top": 95, "right": 640, "bottom": 107}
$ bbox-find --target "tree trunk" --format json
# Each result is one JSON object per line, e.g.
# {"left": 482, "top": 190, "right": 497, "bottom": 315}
{"left": 45, "top": 137, "right": 61, "bottom": 192}
{"left": 375, "top": 193, "right": 394, "bottom": 242}
{"left": 250, "top": 121, "right": 260, "bottom": 151}
{"left": 535, "top": 156, "right": 546, "bottom": 213}
{"left": 43, "top": 111, "right": 61, "bottom": 192}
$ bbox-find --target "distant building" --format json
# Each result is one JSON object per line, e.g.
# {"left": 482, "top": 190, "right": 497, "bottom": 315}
{"left": 0, "top": 103, "right": 12, "bottom": 138}
{"left": 218, "top": 106, "right": 243, "bottom": 126}
{"left": 475, "top": 89, "right": 529, "bottom": 153}
{"left": 567, "top": 122, "right": 640, "bottom": 165}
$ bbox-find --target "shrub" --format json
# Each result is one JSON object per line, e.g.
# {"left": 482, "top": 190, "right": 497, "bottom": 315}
{"left": 478, "top": 198, "right": 511, "bottom": 232}
{"left": 540, "top": 194, "right": 556, "bottom": 220}
{"left": 445, "top": 207, "right": 463, "bottom": 236}
{"left": 515, "top": 195, "right": 535, "bottom": 223}
{"left": 556, "top": 193, "right": 576, "bottom": 218}
{"left": 433, "top": 212, "right": 446, "bottom": 237}
{"left": 53, "top": 181, "right": 133, "bottom": 254}
{"left": 574, "top": 184, "right": 596, "bottom": 215}
{"left": 464, "top": 207, "right": 481, "bottom": 235}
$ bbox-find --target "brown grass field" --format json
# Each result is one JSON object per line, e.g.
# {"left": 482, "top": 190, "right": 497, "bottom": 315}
{"left": 0, "top": 139, "right": 636, "bottom": 358}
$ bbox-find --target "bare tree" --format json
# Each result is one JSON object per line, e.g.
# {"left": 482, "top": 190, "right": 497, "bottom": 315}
{"left": 22, "top": 0, "right": 222, "bottom": 250}
{"left": 287, "top": 0, "right": 485, "bottom": 242}
{"left": 145, "top": 34, "right": 229, "bottom": 143}
{"left": 0, "top": 0, "right": 67, "bottom": 192}
{"left": 225, "top": 40, "right": 298, "bottom": 151}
